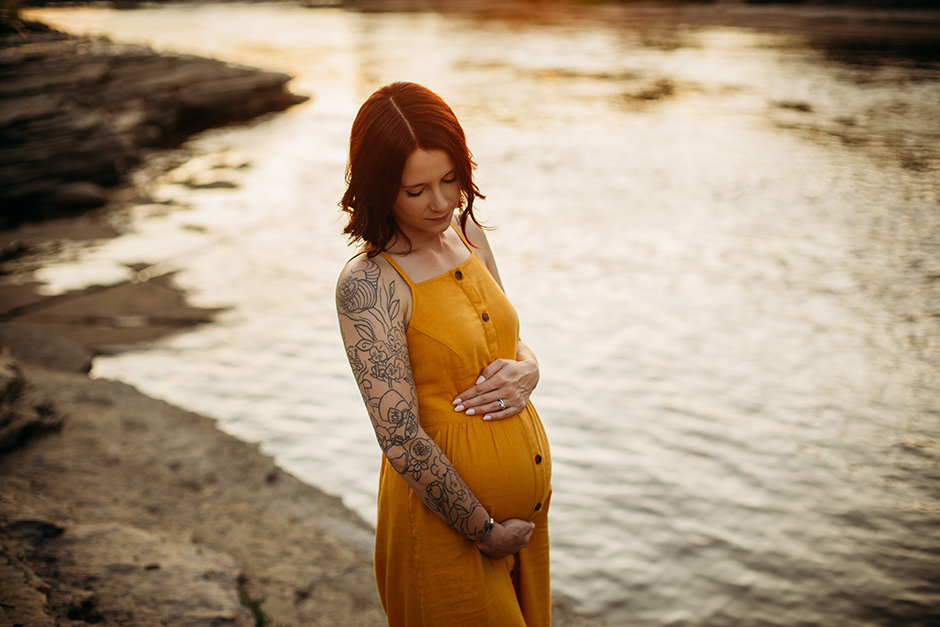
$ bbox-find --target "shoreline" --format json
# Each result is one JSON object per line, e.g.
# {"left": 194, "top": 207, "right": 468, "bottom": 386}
{"left": 0, "top": 15, "right": 309, "bottom": 228}
{"left": 0, "top": 337, "right": 607, "bottom": 626}
{"left": 0, "top": 334, "right": 386, "bottom": 626}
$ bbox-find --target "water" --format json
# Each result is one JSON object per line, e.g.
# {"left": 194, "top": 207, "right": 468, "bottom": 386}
{"left": 25, "top": 4, "right": 940, "bottom": 625}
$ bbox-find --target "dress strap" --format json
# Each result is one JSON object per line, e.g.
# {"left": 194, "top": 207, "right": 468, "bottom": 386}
{"left": 378, "top": 251, "right": 416, "bottom": 287}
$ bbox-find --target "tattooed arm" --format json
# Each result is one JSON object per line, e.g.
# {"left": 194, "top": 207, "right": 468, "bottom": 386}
{"left": 336, "top": 256, "right": 533, "bottom": 556}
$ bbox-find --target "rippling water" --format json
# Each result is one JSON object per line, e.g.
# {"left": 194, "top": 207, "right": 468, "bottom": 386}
{"left": 27, "top": 4, "right": 940, "bottom": 625}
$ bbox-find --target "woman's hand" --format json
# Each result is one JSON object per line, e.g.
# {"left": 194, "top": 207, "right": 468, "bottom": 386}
{"left": 477, "top": 519, "right": 535, "bottom": 560}
{"left": 452, "top": 348, "right": 539, "bottom": 421}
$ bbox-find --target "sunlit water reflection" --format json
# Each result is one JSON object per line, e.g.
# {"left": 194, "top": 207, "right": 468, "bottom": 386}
{"left": 26, "top": 5, "right": 940, "bottom": 625}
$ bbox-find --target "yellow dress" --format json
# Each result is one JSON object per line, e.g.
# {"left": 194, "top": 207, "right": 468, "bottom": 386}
{"left": 375, "top": 227, "right": 552, "bottom": 626}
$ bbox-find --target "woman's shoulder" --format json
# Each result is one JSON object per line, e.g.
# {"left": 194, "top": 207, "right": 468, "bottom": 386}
{"left": 338, "top": 250, "right": 394, "bottom": 285}
{"left": 457, "top": 217, "right": 489, "bottom": 248}
{"left": 336, "top": 250, "right": 410, "bottom": 314}
{"left": 456, "top": 218, "right": 501, "bottom": 279}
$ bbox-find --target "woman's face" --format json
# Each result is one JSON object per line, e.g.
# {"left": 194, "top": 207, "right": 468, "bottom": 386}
{"left": 391, "top": 149, "right": 461, "bottom": 244}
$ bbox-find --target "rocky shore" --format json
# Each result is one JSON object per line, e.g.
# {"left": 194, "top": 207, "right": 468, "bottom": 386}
{"left": 0, "top": 13, "right": 308, "bottom": 227}
{"left": 0, "top": 340, "right": 605, "bottom": 627}
{"left": 0, "top": 333, "right": 387, "bottom": 626}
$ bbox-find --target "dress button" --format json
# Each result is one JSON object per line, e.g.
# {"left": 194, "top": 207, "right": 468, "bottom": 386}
{"left": 535, "top": 454, "right": 542, "bottom": 464}
{"left": 455, "top": 270, "right": 463, "bottom": 280}
{"left": 534, "top": 502, "right": 542, "bottom": 512}
{"left": 482, "top": 313, "right": 490, "bottom": 322}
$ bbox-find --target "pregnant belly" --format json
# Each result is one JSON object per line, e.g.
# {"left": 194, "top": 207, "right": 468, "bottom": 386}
{"left": 426, "top": 406, "right": 551, "bottom": 522}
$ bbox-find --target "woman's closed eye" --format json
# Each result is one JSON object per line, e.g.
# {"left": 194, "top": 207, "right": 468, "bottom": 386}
{"left": 405, "top": 175, "right": 458, "bottom": 198}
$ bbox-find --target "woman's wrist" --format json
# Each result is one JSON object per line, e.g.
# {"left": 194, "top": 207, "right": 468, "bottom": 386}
{"left": 516, "top": 351, "right": 540, "bottom": 389}
{"left": 472, "top": 517, "right": 495, "bottom": 544}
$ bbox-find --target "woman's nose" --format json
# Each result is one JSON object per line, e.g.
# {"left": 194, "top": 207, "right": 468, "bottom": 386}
{"left": 430, "top": 186, "right": 449, "bottom": 211}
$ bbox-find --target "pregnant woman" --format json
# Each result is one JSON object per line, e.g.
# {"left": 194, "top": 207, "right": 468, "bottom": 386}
{"left": 336, "top": 82, "right": 552, "bottom": 626}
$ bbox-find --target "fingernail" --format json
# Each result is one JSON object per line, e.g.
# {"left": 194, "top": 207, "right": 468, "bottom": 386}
{"left": 475, "top": 375, "right": 486, "bottom": 384}
{"left": 454, "top": 405, "right": 464, "bottom": 412}
{"left": 466, "top": 409, "right": 475, "bottom": 416}
{"left": 483, "top": 415, "right": 492, "bottom": 421}
{"left": 452, "top": 398, "right": 462, "bottom": 405}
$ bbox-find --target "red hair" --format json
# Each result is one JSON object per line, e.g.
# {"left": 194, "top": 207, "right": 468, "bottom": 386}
{"left": 340, "top": 82, "right": 485, "bottom": 255}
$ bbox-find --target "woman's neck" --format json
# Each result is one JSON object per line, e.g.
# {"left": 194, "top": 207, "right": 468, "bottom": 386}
{"left": 386, "top": 225, "right": 451, "bottom": 256}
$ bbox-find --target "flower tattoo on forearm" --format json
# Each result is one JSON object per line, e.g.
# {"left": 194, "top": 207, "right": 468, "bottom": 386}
{"left": 338, "top": 259, "right": 490, "bottom": 542}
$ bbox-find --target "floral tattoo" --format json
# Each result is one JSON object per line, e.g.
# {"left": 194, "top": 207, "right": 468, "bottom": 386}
{"left": 338, "top": 259, "right": 490, "bottom": 542}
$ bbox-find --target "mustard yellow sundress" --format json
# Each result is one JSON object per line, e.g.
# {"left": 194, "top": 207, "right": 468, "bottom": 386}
{"left": 375, "top": 226, "right": 552, "bottom": 626}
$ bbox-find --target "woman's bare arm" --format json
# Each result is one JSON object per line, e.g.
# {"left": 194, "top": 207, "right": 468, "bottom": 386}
{"left": 337, "top": 256, "right": 509, "bottom": 544}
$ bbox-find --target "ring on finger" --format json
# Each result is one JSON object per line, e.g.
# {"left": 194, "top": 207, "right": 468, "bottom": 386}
{"left": 497, "top": 398, "right": 506, "bottom": 410}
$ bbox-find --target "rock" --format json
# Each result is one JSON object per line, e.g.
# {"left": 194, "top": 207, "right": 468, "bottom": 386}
{"left": 0, "top": 346, "right": 65, "bottom": 452}
{"left": 0, "top": 30, "right": 308, "bottom": 227}
{"left": 0, "top": 323, "right": 93, "bottom": 374}
{"left": 0, "top": 533, "right": 55, "bottom": 627}
{"left": 0, "top": 273, "right": 226, "bottom": 355}
{"left": 0, "top": 7, "right": 56, "bottom": 37}
{"left": 0, "top": 347, "right": 22, "bottom": 403}
{"left": 51, "top": 523, "right": 254, "bottom": 627}
{"left": 7, "top": 520, "right": 65, "bottom": 542}
{"left": 2, "top": 517, "right": 254, "bottom": 627}
{"left": 46, "top": 180, "right": 110, "bottom": 209}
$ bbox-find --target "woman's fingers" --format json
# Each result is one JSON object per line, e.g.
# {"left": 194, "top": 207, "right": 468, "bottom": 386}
{"left": 477, "top": 518, "right": 536, "bottom": 559}
{"left": 456, "top": 395, "right": 523, "bottom": 421}
{"left": 464, "top": 393, "right": 518, "bottom": 414}
{"left": 452, "top": 360, "right": 532, "bottom": 420}
{"left": 480, "top": 397, "right": 520, "bottom": 421}
{"left": 478, "top": 358, "right": 508, "bottom": 382}
{"left": 452, "top": 360, "right": 511, "bottom": 406}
